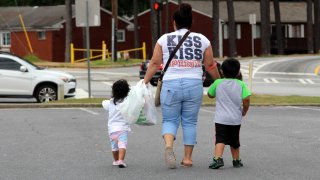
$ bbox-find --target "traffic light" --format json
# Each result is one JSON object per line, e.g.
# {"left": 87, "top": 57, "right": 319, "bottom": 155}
{"left": 153, "top": 1, "right": 163, "bottom": 11}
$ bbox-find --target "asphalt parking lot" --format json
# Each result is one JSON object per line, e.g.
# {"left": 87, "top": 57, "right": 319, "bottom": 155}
{"left": 1, "top": 106, "right": 320, "bottom": 180}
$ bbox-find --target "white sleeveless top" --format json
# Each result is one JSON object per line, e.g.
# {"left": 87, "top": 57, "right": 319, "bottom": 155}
{"left": 157, "top": 28, "right": 210, "bottom": 81}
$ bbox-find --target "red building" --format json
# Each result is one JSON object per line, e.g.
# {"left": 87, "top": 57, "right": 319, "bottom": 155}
{"left": 0, "top": 1, "right": 310, "bottom": 61}
{"left": 0, "top": 5, "right": 134, "bottom": 62}
{"left": 135, "top": 0, "right": 309, "bottom": 58}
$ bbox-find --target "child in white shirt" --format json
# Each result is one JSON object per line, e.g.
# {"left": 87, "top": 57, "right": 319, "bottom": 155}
{"left": 102, "top": 79, "right": 130, "bottom": 168}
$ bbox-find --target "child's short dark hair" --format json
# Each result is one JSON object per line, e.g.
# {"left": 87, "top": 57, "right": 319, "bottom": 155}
{"left": 112, "top": 79, "right": 130, "bottom": 105}
{"left": 221, "top": 58, "right": 241, "bottom": 78}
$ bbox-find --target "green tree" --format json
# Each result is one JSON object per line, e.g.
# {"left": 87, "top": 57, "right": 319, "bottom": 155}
{"left": 103, "top": 0, "right": 149, "bottom": 17}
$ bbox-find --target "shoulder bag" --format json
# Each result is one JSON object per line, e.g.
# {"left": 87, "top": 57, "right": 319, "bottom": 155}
{"left": 154, "top": 31, "right": 190, "bottom": 106}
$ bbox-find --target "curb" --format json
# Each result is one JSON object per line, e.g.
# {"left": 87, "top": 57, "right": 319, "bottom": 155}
{"left": 0, "top": 103, "right": 101, "bottom": 109}
{"left": 0, "top": 103, "right": 319, "bottom": 109}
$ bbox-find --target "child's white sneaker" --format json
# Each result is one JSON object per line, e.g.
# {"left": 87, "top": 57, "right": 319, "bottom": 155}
{"left": 118, "top": 160, "right": 127, "bottom": 168}
{"left": 112, "top": 160, "right": 119, "bottom": 166}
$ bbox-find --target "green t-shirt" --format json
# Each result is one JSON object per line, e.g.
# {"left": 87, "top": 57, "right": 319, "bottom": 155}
{"left": 208, "top": 79, "right": 251, "bottom": 125}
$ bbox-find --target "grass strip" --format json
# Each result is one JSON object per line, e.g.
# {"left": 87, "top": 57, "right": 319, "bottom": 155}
{"left": 49, "top": 94, "right": 320, "bottom": 106}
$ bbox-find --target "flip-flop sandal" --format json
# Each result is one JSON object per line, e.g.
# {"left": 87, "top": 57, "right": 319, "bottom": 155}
{"left": 180, "top": 161, "right": 193, "bottom": 167}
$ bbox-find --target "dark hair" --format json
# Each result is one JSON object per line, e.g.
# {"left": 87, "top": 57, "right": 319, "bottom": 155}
{"left": 111, "top": 79, "right": 130, "bottom": 105}
{"left": 173, "top": 3, "right": 192, "bottom": 29}
{"left": 221, "top": 58, "right": 241, "bottom": 78}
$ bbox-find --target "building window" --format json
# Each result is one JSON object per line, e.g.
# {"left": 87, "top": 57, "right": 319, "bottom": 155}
{"left": 285, "top": 24, "right": 304, "bottom": 38}
{"left": 223, "top": 24, "right": 228, "bottom": 39}
{"left": 0, "top": 32, "right": 11, "bottom": 46}
{"left": 37, "top": 31, "right": 46, "bottom": 40}
{"left": 116, "top": 30, "right": 125, "bottom": 42}
{"left": 237, "top": 24, "right": 241, "bottom": 39}
{"left": 223, "top": 24, "right": 241, "bottom": 39}
{"left": 255, "top": 25, "right": 261, "bottom": 38}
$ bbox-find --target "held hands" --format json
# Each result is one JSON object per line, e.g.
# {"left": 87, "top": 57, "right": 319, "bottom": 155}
{"left": 143, "top": 79, "right": 149, "bottom": 87}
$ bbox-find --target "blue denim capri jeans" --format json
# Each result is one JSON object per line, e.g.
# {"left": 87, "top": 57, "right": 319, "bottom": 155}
{"left": 160, "top": 78, "right": 203, "bottom": 145}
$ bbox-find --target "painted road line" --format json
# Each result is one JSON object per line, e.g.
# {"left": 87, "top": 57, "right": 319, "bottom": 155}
{"left": 257, "top": 71, "right": 316, "bottom": 76}
{"left": 305, "top": 79, "right": 315, "bottom": 84}
{"left": 80, "top": 108, "right": 99, "bottom": 115}
{"left": 74, "top": 88, "right": 90, "bottom": 99}
{"left": 200, "top": 108, "right": 215, "bottom": 114}
{"left": 264, "top": 78, "right": 271, "bottom": 83}
{"left": 271, "top": 78, "right": 279, "bottom": 83}
{"left": 286, "top": 106, "right": 320, "bottom": 112}
{"left": 298, "top": 79, "right": 307, "bottom": 84}
{"left": 102, "top": 82, "right": 113, "bottom": 86}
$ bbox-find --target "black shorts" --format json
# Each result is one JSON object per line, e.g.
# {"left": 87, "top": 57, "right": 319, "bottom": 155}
{"left": 215, "top": 123, "right": 241, "bottom": 149}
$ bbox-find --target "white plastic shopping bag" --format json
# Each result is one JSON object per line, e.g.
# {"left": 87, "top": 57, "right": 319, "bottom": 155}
{"left": 136, "top": 85, "right": 157, "bottom": 126}
{"left": 119, "top": 80, "right": 145, "bottom": 124}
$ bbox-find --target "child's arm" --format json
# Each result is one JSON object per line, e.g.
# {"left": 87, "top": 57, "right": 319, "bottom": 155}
{"left": 207, "top": 79, "right": 220, "bottom": 98}
{"left": 102, "top": 100, "right": 110, "bottom": 111}
{"left": 242, "top": 96, "right": 250, "bottom": 116}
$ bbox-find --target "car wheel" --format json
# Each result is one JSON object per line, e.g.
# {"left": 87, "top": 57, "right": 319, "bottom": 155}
{"left": 150, "top": 80, "right": 158, "bottom": 86}
{"left": 35, "top": 85, "right": 57, "bottom": 103}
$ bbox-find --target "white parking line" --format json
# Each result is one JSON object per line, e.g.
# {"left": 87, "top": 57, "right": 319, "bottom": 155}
{"left": 305, "top": 79, "right": 315, "bottom": 84}
{"left": 103, "top": 82, "right": 113, "bottom": 86}
{"left": 299, "top": 79, "right": 307, "bottom": 84}
{"left": 80, "top": 108, "right": 99, "bottom": 115}
{"left": 200, "top": 108, "right": 215, "bottom": 114}
{"left": 75, "top": 88, "right": 90, "bottom": 98}
{"left": 286, "top": 106, "right": 320, "bottom": 111}
{"left": 271, "top": 78, "right": 279, "bottom": 83}
{"left": 264, "top": 78, "right": 271, "bottom": 83}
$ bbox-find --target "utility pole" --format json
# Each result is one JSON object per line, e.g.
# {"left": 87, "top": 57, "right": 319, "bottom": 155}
{"left": 165, "top": 0, "right": 169, "bottom": 33}
{"left": 134, "top": 0, "right": 139, "bottom": 58}
{"left": 112, "top": 0, "right": 118, "bottom": 61}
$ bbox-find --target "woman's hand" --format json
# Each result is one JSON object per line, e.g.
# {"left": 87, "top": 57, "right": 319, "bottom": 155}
{"left": 143, "top": 43, "right": 163, "bottom": 84}
{"left": 203, "top": 45, "right": 221, "bottom": 80}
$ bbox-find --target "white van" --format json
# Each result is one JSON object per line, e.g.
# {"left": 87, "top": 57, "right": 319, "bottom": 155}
{"left": 0, "top": 53, "right": 76, "bottom": 103}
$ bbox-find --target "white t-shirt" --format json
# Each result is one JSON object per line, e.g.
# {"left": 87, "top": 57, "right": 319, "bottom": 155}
{"left": 102, "top": 99, "right": 130, "bottom": 135}
{"left": 157, "top": 28, "right": 210, "bottom": 81}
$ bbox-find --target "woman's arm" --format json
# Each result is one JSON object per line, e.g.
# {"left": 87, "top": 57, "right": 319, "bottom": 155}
{"left": 143, "top": 43, "right": 163, "bottom": 84}
{"left": 203, "top": 45, "right": 221, "bottom": 80}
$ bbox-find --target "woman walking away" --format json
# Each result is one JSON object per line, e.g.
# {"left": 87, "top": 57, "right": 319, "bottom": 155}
{"left": 143, "top": 3, "right": 221, "bottom": 169}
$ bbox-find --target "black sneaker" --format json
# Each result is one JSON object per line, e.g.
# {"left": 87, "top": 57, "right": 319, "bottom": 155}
{"left": 232, "top": 159, "right": 243, "bottom": 168}
{"left": 209, "top": 157, "right": 224, "bottom": 169}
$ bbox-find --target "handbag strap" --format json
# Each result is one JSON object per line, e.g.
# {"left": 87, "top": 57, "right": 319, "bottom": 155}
{"left": 159, "top": 30, "right": 191, "bottom": 80}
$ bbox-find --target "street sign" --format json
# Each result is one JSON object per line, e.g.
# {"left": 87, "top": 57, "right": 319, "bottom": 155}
{"left": 75, "top": 0, "right": 101, "bottom": 27}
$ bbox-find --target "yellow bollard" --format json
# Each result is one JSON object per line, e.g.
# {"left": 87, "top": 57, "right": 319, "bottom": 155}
{"left": 102, "top": 41, "right": 106, "bottom": 61}
{"left": 142, "top": 42, "right": 146, "bottom": 60}
{"left": 70, "top": 43, "right": 74, "bottom": 64}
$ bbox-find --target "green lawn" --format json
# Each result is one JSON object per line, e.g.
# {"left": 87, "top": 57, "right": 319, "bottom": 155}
{"left": 50, "top": 94, "right": 320, "bottom": 106}
{"left": 25, "top": 55, "right": 144, "bottom": 68}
